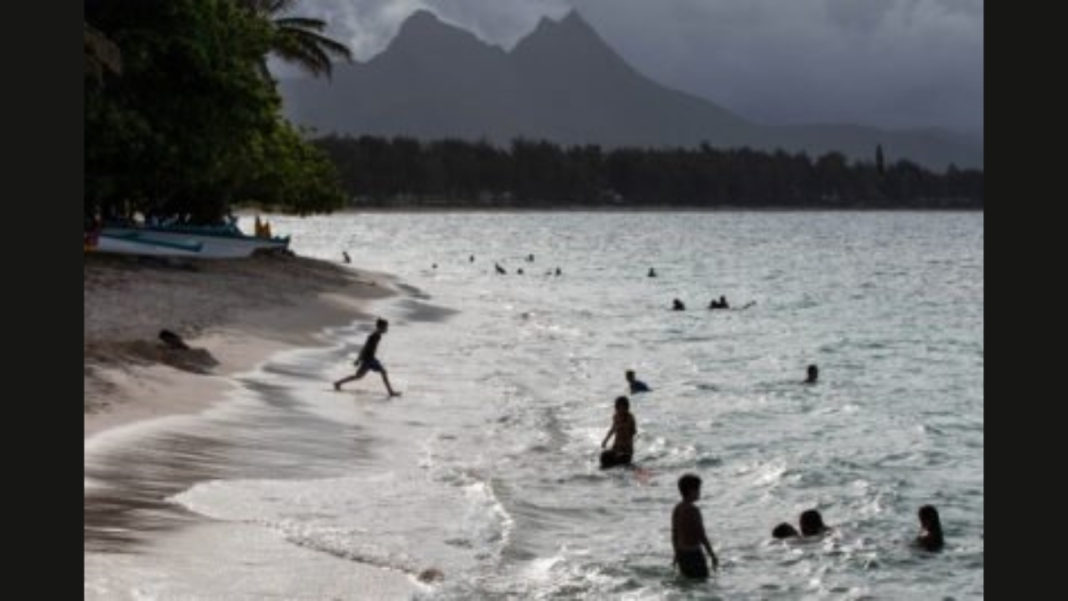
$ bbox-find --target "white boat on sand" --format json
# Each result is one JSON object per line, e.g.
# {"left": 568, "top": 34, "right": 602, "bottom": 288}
{"left": 90, "top": 231, "right": 205, "bottom": 258}
{"left": 94, "top": 225, "right": 289, "bottom": 259}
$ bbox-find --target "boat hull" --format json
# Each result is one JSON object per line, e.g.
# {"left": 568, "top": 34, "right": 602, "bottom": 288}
{"left": 100, "top": 227, "right": 289, "bottom": 259}
{"left": 90, "top": 233, "right": 204, "bottom": 258}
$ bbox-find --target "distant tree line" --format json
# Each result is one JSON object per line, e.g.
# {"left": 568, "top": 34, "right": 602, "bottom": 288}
{"left": 314, "top": 136, "right": 983, "bottom": 209}
{"left": 85, "top": 0, "right": 351, "bottom": 224}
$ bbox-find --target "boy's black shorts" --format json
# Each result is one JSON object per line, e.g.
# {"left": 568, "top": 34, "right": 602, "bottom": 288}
{"left": 677, "top": 550, "right": 709, "bottom": 579}
{"left": 599, "top": 450, "right": 632, "bottom": 469}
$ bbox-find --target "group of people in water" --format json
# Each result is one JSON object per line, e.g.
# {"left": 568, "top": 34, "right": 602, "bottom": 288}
{"left": 768, "top": 505, "right": 944, "bottom": 551}
{"left": 672, "top": 295, "right": 756, "bottom": 311}
{"left": 595, "top": 384, "right": 726, "bottom": 578}
{"left": 331, "top": 253, "right": 945, "bottom": 582}
{"left": 476, "top": 252, "right": 562, "bottom": 276}
{"left": 596, "top": 363, "right": 945, "bottom": 579}
{"left": 492, "top": 258, "right": 561, "bottom": 276}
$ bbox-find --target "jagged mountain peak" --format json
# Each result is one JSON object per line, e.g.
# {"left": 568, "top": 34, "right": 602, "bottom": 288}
{"left": 279, "top": 7, "right": 980, "bottom": 169}
{"left": 529, "top": 9, "right": 591, "bottom": 30}
{"left": 392, "top": 9, "right": 447, "bottom": 39}
{"left": 558, "top": 9, "right": 595, "bottom": 30}
{"left": 389, "top": 8, "right": 500, "bottom": 55}
{"left": 512, "top": 8, "right": 617, "bottom": 61}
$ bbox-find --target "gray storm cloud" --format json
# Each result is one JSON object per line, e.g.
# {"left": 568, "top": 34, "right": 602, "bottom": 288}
{"left": 285, "top": 0, "right": 982, "bottom": 136}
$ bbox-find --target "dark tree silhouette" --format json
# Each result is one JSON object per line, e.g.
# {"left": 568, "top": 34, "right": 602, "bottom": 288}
{"left": 313, "top": 135, "right": 982, "bottom": 210}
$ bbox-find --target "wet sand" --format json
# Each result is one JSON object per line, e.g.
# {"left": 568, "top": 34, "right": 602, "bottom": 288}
{"left": 84, "top": 251, "right": 428, "bottom": 598}
{"left": 84, "top": 252, "right": 395, "bottom": 438}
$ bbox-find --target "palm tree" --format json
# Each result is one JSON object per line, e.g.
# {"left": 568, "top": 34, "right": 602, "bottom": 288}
{"left": 240, "top": 0, "right": 352, "bottom": 79}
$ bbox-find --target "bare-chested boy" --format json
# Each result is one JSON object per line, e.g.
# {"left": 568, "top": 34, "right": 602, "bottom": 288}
{"left": 672, "top": 473, "right": 719, "bottom": 579}
{"left": 600, "top": 396, "right": 636, "bottom": 468}
{"left": 333, "top": 318, "right": 400, "bottom": 396}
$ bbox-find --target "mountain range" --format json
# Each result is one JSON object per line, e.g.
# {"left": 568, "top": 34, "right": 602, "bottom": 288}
{"left": 279, "top": 10, "right": 981, "bottom": 170}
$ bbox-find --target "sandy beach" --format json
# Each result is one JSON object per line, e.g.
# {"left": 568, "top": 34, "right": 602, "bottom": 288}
{"left": 84, "top": 252, "right": 395, "bottom": 438}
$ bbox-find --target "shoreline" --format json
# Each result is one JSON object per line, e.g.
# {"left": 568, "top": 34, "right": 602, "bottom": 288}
{"left": 84, "top": 252, "right": 397, "bottom": 439}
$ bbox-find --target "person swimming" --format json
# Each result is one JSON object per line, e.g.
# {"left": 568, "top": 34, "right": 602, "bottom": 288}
{"left": 710, "top": 298, "right": 754, "bottom": 310}
{"left": 799, "top": 509, "right": 830, "bottom": 536}
{"left": 672, "top": 298, "right": 686, "bottom": 311}
{"left": 805, "top": 364, "right": 819, "bottom": 384}
{"left": 495, "top": 263, "right": 507, "bottom": 275}
{"left": 626, "top": 370, "right": 651, "bottom": 394}
{"left": 771, "top": 523, "right": 800, "bottom": 539}
{"left": 771, "top": 509, "right": 829, "bottom": 539}
{"left": 916, "top": 505, "right": 944, "bottom": 551}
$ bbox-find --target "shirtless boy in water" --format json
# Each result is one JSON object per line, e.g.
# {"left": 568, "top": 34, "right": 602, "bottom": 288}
{"left": 600, "top": 396, "right": 636, "bottom": 468}
{"left": 672, "top": 473, "right": 719, "bottom": 579}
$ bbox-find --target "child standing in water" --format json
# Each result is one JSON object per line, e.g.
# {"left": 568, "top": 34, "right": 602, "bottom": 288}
{"left": 600, "top": 396, "right": 636, "bottom": 468}
{"left": 334, "top": 318, "right": 400, "bottom": 396}
{"left": 672, "top": 473, "right": 719, "bottom": 579}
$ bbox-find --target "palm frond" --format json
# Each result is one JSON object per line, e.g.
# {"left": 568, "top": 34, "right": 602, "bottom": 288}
{"left": 274, "top": 17, "right": 328, "bottom": 32}
{"left": 245, "top": 1, "right": 353, "bottom": 79}
{"left": 238, "top": 0, "right": 295, "bottom": 15}
{"left": 283, "top": 29, "right": 353, "bottom": 61}
{"left": 274, "top": 45, "right": 330, "bottom": 77}
{"left": 267, "top": 0, "right": 297, "bottom": 14}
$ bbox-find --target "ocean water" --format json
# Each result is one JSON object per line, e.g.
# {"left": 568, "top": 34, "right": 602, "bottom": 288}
{"left": 85, "top": 212, "right": 983, "bottom": 600}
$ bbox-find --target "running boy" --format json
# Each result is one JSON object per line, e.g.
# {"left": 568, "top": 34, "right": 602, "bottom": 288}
{"left": 334, "top": 318, "right": 400, "bottom": 396}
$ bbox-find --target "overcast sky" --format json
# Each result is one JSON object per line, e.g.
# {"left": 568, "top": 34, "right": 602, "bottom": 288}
{"left": 287, "top": 0, "right": 983, "bottom": 136}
